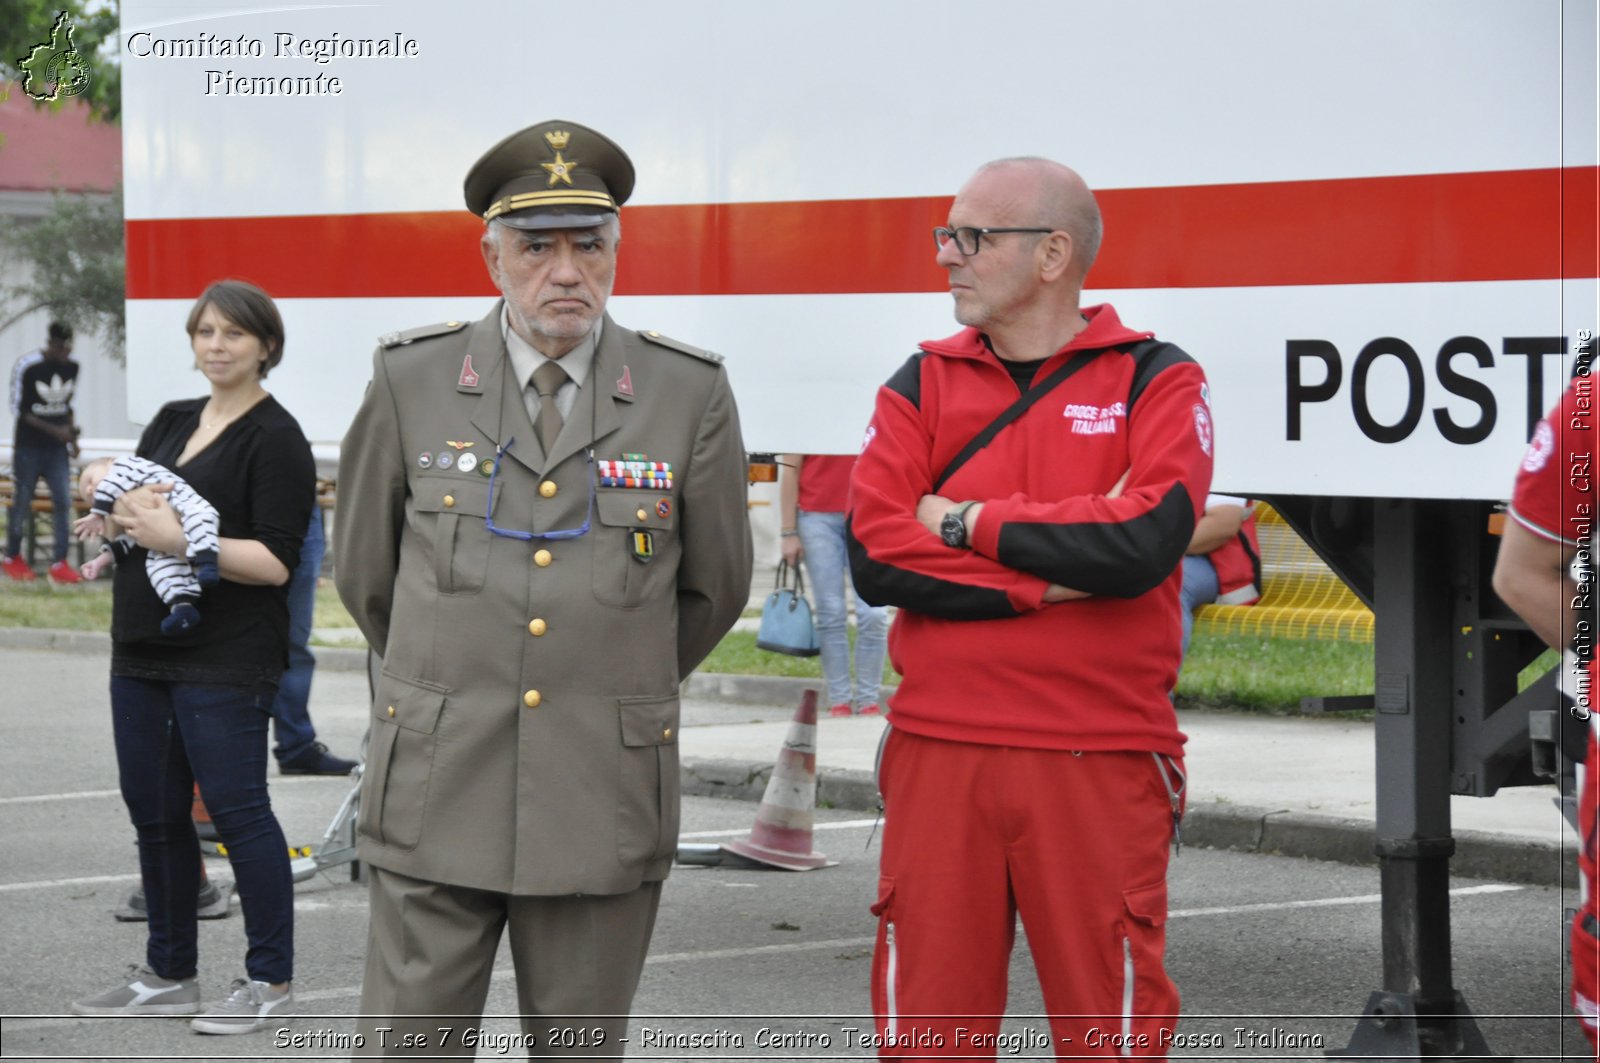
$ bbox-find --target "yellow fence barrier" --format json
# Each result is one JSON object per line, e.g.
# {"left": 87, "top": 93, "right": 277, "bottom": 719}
{"left": 1192, "top": 504, "right": 1374, "bottom": 643}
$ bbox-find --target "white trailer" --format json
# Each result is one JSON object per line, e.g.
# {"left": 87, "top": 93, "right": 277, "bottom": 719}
{"left": 119, "top": 0, "right": 1598, "bottom": 1054}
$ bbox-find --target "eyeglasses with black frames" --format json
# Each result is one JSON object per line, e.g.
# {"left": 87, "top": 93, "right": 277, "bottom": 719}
{"left": 932, "top": 226, "right": 1056, "bottom": 256}
{"left": 484, "top": 439, "right": 595, "bottom": 541}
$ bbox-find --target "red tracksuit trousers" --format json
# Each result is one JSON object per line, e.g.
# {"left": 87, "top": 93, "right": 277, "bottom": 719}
{"left": 871, "top": 729, "right": 1183, "bottom": 1060}
{"left": 1575, "top": 721, "right": 1600, "bottom": 1057}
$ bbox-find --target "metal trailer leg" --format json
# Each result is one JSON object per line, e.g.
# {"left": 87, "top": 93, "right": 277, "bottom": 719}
{"left": 1328, "top": 499, "right": 1507, "bottom": 1061}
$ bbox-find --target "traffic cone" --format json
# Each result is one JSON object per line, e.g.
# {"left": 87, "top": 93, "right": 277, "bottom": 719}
{"left": 720, "top": 688, "right": 838, "bottom": 871}
{"left": 192, "top": 783, "right": 218, "bottom": 839}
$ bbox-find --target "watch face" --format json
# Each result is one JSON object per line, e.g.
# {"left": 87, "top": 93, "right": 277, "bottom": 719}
{"left": 940, "top": 511, "right": 966, "bottom": 548}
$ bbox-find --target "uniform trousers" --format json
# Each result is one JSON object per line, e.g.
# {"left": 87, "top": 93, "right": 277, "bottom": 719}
{"left": 872, "top": 729, "right": 1182, "bottom": 1060}
{"left": 356, "top": 866, "right": 661, "bottom": 1058}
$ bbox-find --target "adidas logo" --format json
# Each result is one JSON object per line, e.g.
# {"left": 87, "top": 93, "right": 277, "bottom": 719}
{"left": 30, "top": 374, "right": 74, "bottom": 417}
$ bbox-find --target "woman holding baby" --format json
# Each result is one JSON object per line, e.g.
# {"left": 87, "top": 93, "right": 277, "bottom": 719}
{"left": 71, "top": 279, "right": 315, "bottom": 1035}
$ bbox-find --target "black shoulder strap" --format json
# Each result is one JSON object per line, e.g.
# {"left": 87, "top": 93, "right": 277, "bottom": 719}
{"left": 1124, "top": 339, "right": 1171, "bottom": 413}
{"left": 932, "top": 339, "right": 1165, "bottom": 492}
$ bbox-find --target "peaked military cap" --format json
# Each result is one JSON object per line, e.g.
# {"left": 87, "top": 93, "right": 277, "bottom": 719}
{"left": 464, "top": 120, "right": 635, "bottom": 230}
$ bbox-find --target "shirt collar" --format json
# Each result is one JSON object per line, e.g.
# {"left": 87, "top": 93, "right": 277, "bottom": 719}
{"left": 500, "top": 305, "right": 600, "bottom": 391}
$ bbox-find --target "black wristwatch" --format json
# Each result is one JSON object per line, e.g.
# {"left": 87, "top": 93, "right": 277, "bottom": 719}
{"left": 940, "top": 501, "right": 977, "bottom": 549}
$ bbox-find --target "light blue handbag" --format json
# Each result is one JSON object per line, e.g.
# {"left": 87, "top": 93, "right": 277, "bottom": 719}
{"left": 756, "top": 561, "right": 821, "bottom": 657}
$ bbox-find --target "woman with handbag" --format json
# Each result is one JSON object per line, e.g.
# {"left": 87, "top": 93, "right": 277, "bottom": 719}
{"left": 777, "top": 454, "right": 889, "bottom": 717}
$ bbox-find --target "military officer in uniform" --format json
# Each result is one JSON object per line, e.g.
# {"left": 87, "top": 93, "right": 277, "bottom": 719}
{"left": 334, "top": 120, "right": 753, "bottom": 1055}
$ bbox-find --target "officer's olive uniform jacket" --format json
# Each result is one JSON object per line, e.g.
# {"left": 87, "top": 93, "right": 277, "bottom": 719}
{"left": 334, "top": 305, "right": 752, "bottom": 896}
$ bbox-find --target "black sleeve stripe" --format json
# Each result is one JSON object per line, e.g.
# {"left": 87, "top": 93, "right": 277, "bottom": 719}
{"left": 1126, "top": 341, "right": 1196, "bottom": 412}
{"left": 883, "top": 351, "right": 930, "bottom": 410}
{"left": 995, "top": 483, "right": 1196, "bottom": 598}
{"left": 846, "top": 517, "right": 1021, "bottom": 620}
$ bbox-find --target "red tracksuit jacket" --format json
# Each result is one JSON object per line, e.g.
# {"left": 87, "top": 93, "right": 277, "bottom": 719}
{"left": 847, "top": 304, "right": 1213, "bottom": 757}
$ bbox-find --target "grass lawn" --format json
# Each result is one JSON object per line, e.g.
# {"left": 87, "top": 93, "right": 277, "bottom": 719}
{"left": 1175, "top": 634, "right": 1372, "bottom": 713}
{"left": 706, "top": 628, "right": 1387, "bottom": 714}
{"left": 0, "top": 583, "right": 1554, "bottom": 715}
{"left": 0, "top": 579, "right": 358, "bottom": 641}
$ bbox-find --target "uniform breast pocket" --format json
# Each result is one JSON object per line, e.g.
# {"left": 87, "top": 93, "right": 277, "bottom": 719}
{"left": 592, "top": 488, "right": 678, "bottom": 608}
{"left": 414, "top": 477, "right": 491, "bottom": 595}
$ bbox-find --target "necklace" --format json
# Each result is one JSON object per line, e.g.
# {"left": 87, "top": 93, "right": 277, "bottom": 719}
{"left": 201, "top": 388, "right": 267, "bottom": 430}
{"left": 201, "top": 399, "right": 252, "bottom": 429}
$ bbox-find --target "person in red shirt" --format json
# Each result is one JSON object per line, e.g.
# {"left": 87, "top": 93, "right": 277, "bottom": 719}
{"left": 1178, "top": 494, "right": 1261, "bottom": 660}
{"left": 1493, "top": 365, "right": 1600, "bottom": 1056}
{"left": 848, "top": 157, "right": 1212, "bottom": 1057}
{"left": 778, "top": 454, "right": 889, "bottom": 716}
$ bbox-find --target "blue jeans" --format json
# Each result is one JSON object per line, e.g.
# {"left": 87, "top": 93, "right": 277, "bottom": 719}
{"left": 110, "top": 675, "right": 294, "bottom": 984}
{"left": 1179, "top": 554, "right": 1220, "bottom": 660}
{"left": 798, "top": 509, "right": 889, "bottom": 708}
{"left": 5, "top": 441, "right": 72, "bottom": 562}
{"left": 271, "top": 509, "right": 323, "bottom": 764}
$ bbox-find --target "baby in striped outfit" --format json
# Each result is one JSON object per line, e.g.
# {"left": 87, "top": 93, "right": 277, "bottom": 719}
{"left": 74, "top": 455, "right": 220, "bottom": 636}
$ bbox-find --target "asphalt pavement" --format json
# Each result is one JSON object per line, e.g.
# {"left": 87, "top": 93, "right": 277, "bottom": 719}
{"left": 0, "top": 625, "right": 1578, "bottom": 889}
{"left": 0, "top": 634, "right": 1590, "bottom": 1060}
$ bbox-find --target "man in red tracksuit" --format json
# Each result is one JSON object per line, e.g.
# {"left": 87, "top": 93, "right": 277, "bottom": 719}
{"left": 847, "top": 157, "right": 1213, "bottom": 1058}
{"left": 1493, "top": 368, "right": 1600, "bottom": 1058}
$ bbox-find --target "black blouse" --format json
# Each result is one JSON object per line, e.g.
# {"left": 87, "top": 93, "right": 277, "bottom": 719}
{"left": 110, "top": 395, "right": 316, "bottom": 685}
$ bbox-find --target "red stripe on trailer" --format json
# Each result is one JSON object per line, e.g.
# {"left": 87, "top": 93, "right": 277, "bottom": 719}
{"left": 125, "top": 166, "right": 1598, "bottom": 300}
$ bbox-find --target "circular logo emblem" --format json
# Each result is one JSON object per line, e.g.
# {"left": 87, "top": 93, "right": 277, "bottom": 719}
{"left": 1522, "top": 419, "right": 1555, "bottom": 474}
{"left": 1192, "top": 404, "right": 1213, "bottom": 457}
{"left": 457, "top": 452, "right": 478, "bottom": 473}
{"left": 656, "top": 498, "right": 672, "bottom": 519}
{"left": 45, "top": 51, "right": 91, "bottom": 98}
{"left": 436, "top": 451, "right": 454, "bottom": 470}
{"left": 417, "top": 452, "right": 433, "bottom": 469}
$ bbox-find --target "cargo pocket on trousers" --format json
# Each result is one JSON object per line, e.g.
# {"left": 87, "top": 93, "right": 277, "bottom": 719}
{"left": 870, "top": 877, "right": 901, "bottom": 1039}
{"left": 357, "top": 675, "right": 447, "bottom": 851}
{"left": 617, "top": 694, "right": 680, "bottom": 865}
{"left": 1117, "top": 878, "right": 1174, "bottom": 1047}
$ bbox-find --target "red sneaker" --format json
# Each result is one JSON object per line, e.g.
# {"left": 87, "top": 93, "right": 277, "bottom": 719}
{"left": 2, "top": 555, "right": 36, "bottom": 582}
{"left": 858, "top": 703, "right": 882, "bottom": 716}
{"left": 48, "top": 561, "right": 82, "bottom": 585}
{"left": 827, "top": 703, "right": 853, "bottom": 718}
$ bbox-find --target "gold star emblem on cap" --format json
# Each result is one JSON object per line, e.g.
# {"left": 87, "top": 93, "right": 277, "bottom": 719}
{"left": 542, "top": 150, "right": 578, "bottom": 187}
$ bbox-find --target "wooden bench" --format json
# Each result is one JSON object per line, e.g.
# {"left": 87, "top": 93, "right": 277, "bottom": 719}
{"left": 1192, "top": 504, "right": 1374, "bottom": 643}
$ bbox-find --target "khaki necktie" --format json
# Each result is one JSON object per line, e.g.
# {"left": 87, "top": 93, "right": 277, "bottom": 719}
{"left": 530, "top": 360, "right": 568, "bottom": 453}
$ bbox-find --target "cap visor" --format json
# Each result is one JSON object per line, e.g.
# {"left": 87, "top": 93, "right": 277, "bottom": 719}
{"left": 495, "top": 208, "right": 612, "bottom": 230}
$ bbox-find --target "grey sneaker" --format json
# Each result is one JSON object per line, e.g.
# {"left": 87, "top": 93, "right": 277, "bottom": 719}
{"left": 71, "top": 965, "right": 201, "bottom": 1015}
{"left": 190, "top": 978, "right": 292, "bottom": 1035}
